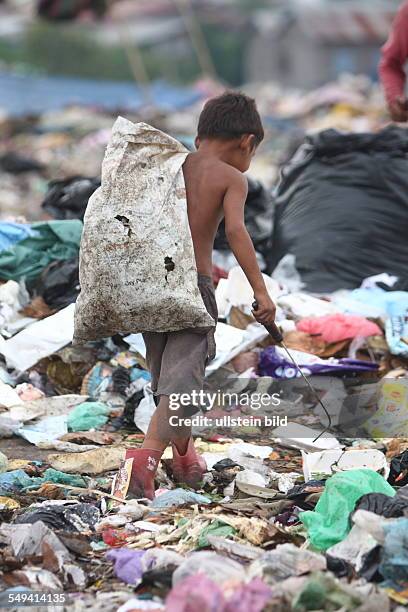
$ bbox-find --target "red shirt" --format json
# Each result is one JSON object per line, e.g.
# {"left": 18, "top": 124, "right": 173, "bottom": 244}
{"left": 379, "top": 1, "right": 408, "bottom": 104}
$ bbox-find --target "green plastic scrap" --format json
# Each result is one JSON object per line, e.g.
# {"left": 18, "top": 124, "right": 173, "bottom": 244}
{"left": 197, "top": 520, "right": 236, "bottom": 548}
{"left": 0, "top": 220, "right": 82, "bottom": 281}
{"left": 67, "top": 401, "right": 110, "bottom": 432}
{"left": 41, "top": 468, "right": 87, "bottom": 488}
{"left": 292, "top": 572, "right": 362, "bottom": 611}
{"left": 300, "top": 469, "right": 395, "bottom": 551}
{"left": 23, "top": 468, "right": 87, "bottom": 490}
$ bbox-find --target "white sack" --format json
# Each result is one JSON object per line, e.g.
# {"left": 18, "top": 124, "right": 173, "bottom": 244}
{"left": 74, "top": 118, "right": 214, "bottom": 343}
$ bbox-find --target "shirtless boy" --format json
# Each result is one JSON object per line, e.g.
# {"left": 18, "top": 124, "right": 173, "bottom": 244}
{"left": 125, "top": 92, "right": 277, "bottom": 499}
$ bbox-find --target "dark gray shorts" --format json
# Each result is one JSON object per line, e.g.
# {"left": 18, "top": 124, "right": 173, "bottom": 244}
{"left": 142, "top": 274, "right": 217, "bottom": 398}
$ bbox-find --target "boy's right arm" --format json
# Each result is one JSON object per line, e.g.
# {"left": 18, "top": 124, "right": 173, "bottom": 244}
{"left": 223, "top": 172, "right": 276, "bottom": 326}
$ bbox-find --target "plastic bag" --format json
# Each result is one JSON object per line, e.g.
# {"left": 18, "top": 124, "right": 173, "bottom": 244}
{"left": 74, "top": 118, "right": 214, "bottom": 342}
{"left": 172, "top": 551, "right": 246, "bottom": 586}
{"left": 67, "top": 401, "right": 110, "bottom": 432}
{"left": 380, "top": 518, "right": 408, "bottom": 587}
{"left": 269, "top": 127, "right": 408, "bottom": 292}
{"left": 42, "top": 176, "right": 100, "bottom": 221}
{"left": 300, "top": 469, "right": 395, "bottom": 550}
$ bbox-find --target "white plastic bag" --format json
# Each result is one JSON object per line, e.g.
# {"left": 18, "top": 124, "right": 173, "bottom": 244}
{"left": 74, "top": 118, "right": 214, "bottom": 343}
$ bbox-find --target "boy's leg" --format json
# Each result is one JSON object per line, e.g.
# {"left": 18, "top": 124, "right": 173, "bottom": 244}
{"left": 142, "top": 394, "right": 191, "bottom": 454}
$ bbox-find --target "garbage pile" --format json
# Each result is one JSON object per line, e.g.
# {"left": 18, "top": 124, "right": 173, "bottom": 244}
{"left": 0, "top": 73, "right": 391, "bottom": 223}
{"left": 1, "top": 207, "right": 408, "bottom": 609}
{"left": 1, "top": 72, "right": 407, "bottom": 611}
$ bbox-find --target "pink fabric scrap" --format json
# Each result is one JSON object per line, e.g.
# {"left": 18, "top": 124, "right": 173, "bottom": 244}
{"left": 297, "top": 314, "right": 382, "bottom": 344}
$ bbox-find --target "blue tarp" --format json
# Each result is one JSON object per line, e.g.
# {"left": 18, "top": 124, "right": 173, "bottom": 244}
{"left": 0, "top": 222, "right": 38, "bottom": 253}
{"left": 0, "top": 72, "right": 203, "bottom": 115}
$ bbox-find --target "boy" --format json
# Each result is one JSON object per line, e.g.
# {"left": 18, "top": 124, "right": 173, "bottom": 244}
{"left": 125, "top": 92, "right": 276, "bottom": 499}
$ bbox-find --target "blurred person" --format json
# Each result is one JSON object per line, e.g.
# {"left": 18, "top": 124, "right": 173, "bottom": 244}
{"left": 379, "top": 1, "right": 408, "bottom": 122}
{"left": 124, "top": 93, "right": 277, "bottom": 499}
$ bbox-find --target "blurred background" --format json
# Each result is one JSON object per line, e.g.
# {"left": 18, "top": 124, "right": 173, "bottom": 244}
{"left": 0, "top": 0, "right": 402, "bottom": 220}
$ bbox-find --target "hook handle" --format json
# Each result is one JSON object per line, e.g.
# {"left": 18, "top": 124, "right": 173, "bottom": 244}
{"left": 252, "top": 300, "right": 283, "bottom": 344}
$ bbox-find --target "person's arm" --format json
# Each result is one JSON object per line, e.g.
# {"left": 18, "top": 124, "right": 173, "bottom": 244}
{"left": 379, "top": 1, "right": 408, "bottom": 121}
{"left": 223, "top": 172, "right": 276, "bottom": 325}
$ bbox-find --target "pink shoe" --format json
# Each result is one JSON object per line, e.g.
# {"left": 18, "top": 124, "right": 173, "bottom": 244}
{"left": 124, "top": 448, "right": 162, "bottom": 500}
{"left": 171, "top": 439, "right": 207, "bottom": 489}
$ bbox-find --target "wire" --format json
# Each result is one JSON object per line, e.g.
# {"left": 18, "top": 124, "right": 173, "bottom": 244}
{"left": 280, "top": 343, "right": 333, "bottom": 443}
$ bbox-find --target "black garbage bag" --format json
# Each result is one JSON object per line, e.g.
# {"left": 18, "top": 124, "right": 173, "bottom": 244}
{"left": 37, "top": 0, "right": 107, "bottom": 20}
{"left": 214, "top": 177, "right": 274, "bottom": 259}
{"left": 35, "top": 257, "right": 79, "bottom": 309}
{"left": 15, "top": 503, "right": 100, "bottom": 532}
{"left": 358, "top": 545, "right": 383, "bottom": 582}
{"left": 268, "top": 127, "right": 408, "bottom": 292}
{"left": 353, "top": 492, "right": 407, "bottom": 518}
{"left": 0, "top": 152, "right": 44, "bottom": 174}
{"left": 42, "top": 176, "right": 100, "bottom": 220}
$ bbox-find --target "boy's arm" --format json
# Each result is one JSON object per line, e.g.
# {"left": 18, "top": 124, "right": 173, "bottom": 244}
{"left": 223, "top": 172, "right": 276, "bottom": 325}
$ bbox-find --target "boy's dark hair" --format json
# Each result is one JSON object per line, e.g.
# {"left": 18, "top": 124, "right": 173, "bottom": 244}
{"left": 197, "top": 91, "right": 264, "bottom": 146}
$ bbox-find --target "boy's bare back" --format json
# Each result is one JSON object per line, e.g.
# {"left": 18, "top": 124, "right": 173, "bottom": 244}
{"left": 183, "top": 151, "right": 247, "bottom": 277}
{"left": 180, "top": 91, "right": 276, "bottom": 326}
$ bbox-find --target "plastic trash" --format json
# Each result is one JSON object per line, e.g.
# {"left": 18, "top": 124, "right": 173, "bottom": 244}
{"left": 166, "top": 574, "right": 271, "bottom": 612}
{"left": 259, "top": 345, "right": 379, "bottom": 378}
{"left": 0, "top": 521, "right": 86, "bottom": 585}
{"left": 354, "top": 493, "right": 408, "bottom": 518}
{"left": 17, "top": 414, "right": 68, "bottom": 446}
{"left": 0, "top": 469, "right": 33, "bottom": 494}
{"left": 15, "top": 502, "right": 100, "bottom": 532}
{"left": 151, "top": 489, "right": 211, "bottom": 509}
{"left": 297, "top": 314, "right": 382, "bottom": 344}
{"left": 106, "top": 549, "right": 146, "bottom": 585}
{"left": 0, "top": 496, "right": 20, "bottom": 510}
{"left": 172, "top": 551, "right": 246, "bottom": 586}
{"left": 300, "top": 469, "right": 395, "bottom": 550}
{"left": 42, "top": 176, "right": 100, "bottom": 221}
{"left": 67, "top": 401, "right": 110, "bottom": 432}
{"left": 292, "top": 572, "right": 364, "bottom": 611}
{"left": 167, "top": 574, "right": 224, "bottom": 612}
{"left": 36, "top": 257, "right": 80, "bottom": 309}
{"left": 142, "top": 548, "right": 184, "bottom": 573}
{"left": 0, "top": 303, "right": 75, "bottom": 371}
{"left": 271, "top": 254, "right": 305, "bottom": 292}
{"left": 134, "top": 384, "right": 156, "bottom": 434}
{"left": 326, "top": 524, "right": 378, "bottom": 572}
{"left": 302, "top": 449, "right": 389, "bottom": 482}
{"left": 197, "top": 520, "right": 236, "bottom": 548}
{"left": 352, "top": 509, "right": 391, "bottom": 546}
{"left": 118, "top": 599, "right": 165, "bottom": 612}
{"left": 0, "top": 222, "right": 38, "bottom": 252}
{"left": 249, "top": 544, "right": 326, "bottom": 584}
{"left": 380, "top": 518, "right": 408, "bottom": 587}
{"left": 235, "top": 470, "right": 268, "bottom": 488}
{"left": 0, "top": 220, "right": 82, "bottom": 282}
{"left": 37, "top": 468, "right": 87, "bottom": 489}
{"left": 270, "top": 127, "right": 408, "bottom": 292}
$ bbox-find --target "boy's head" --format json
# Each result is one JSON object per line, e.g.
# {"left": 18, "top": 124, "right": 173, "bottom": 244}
{"left": 196, "top": 92, "right": 264, "bottom": 172}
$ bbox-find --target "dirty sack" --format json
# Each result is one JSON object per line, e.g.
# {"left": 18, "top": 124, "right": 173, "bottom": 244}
{"left": 74, "top": 118, "right": 214, "bottom": 342}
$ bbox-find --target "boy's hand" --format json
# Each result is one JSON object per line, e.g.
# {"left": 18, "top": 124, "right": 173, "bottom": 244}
{"left": 252, "top": 291, "right": 276, "bottom": 326}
